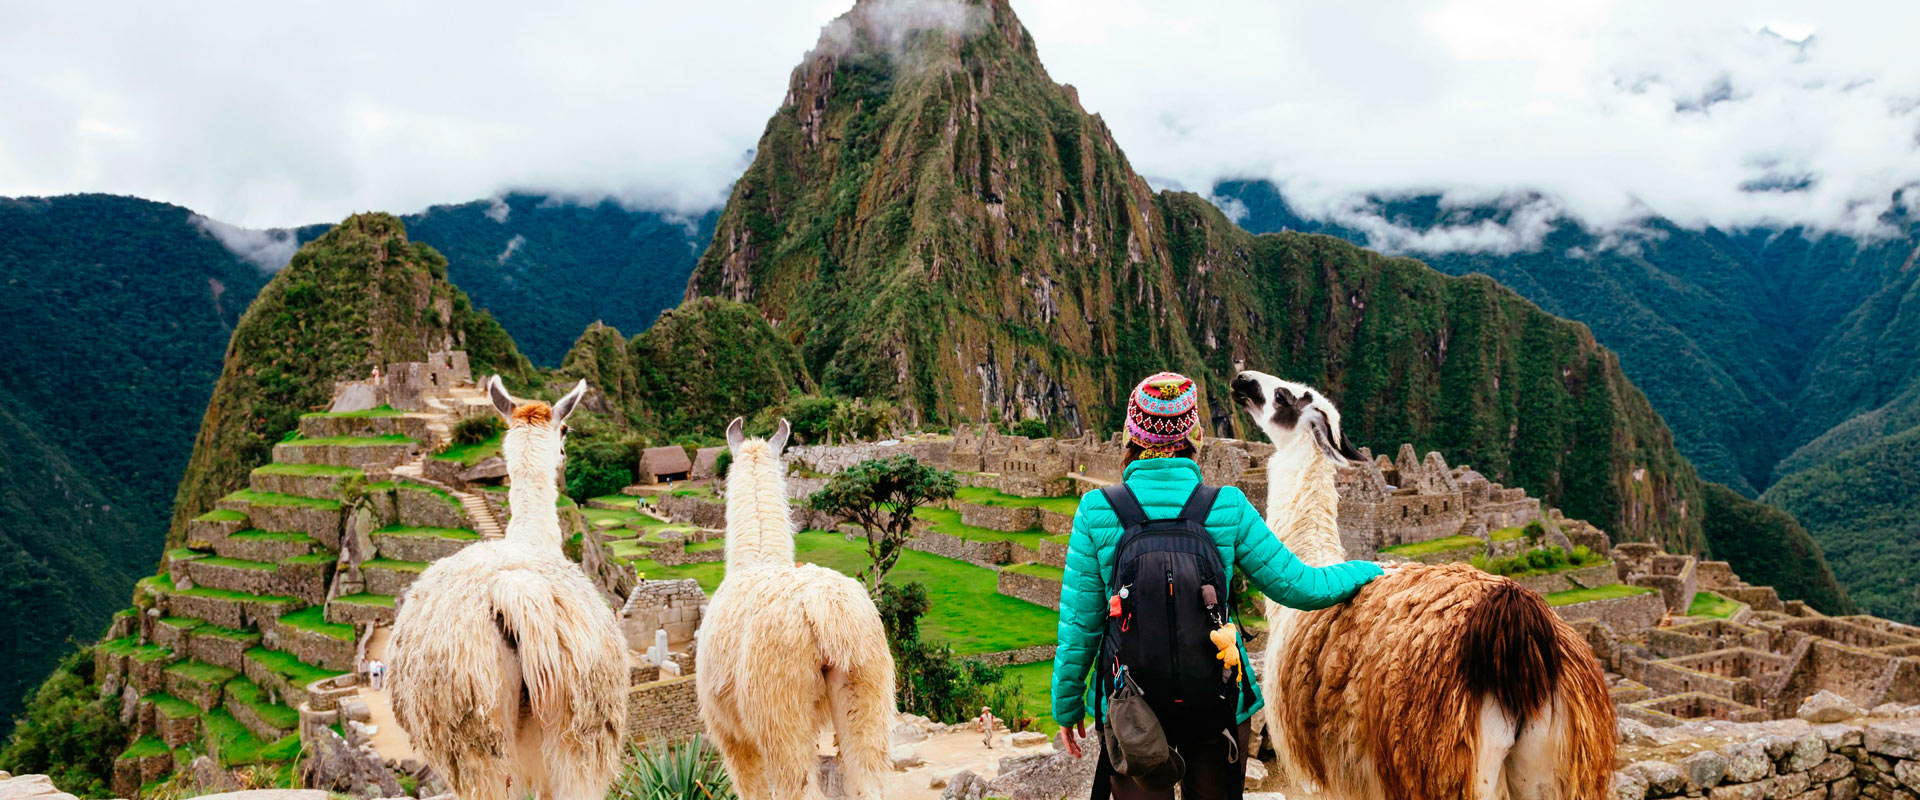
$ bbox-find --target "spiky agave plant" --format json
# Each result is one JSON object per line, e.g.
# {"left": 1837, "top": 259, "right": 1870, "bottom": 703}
{"left": 610, "top": 736, "right": 736, "bottom": 800}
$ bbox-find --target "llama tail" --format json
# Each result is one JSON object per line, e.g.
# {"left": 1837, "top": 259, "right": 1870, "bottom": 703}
{"left": 1545, "top": 620, "right": 1618, "bottom": 798}
{"left": 1459, "top": 580, "right": 1562, "bottom": 726}
{"left": 489, "top": 570, "right": 625, "bottom": 745}
{"left": 802, "top": 575, "right": 896, "bottom": 800}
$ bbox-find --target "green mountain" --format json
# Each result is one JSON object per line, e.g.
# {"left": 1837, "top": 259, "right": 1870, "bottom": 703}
{"left": 165, "top": 213, "right": 534, "bottom": 542}
{"left": 394, "top": 194, "right": 718, "bottom": 366}
{"left": 685, "top": 0, "right": 1706, "bottom": 553}
{"left": 1214, "top": 181, "right": 1901, "bottom": 619}
{"left": 0, "top": 195, "right": 272, "bottom": 734}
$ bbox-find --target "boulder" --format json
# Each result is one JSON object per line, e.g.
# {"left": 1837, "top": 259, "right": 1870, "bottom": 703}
{"left": 188, "top": 755, "right": 239, "bottom": 794}
{"left": 1244, "top": 757, "right": 1269, "bottom": 790}
{"left": 1796, "top": 690, "right": 1864, "bottom": 723}
{"left": 1010, "top": 731, "right": 1049, "bottom": 748}
{"left": 1618, "top": 718, "right": 1659, "bottom": 746}
{"left": 941, "top": 770, "right": 987, "bottom": 800}
{"left": 331, "top": 384, "right": 379, "bottom": 413}
{"left": 890, "top": 745, "right": 925, "bottom": 771}
{"left": 0, "top": 774, "right": 78, "bottom": 800}
{"left": 458, "top": 458, "right": 507, "bottom": 483}
{"left": 983, "top": 742, "right": 1099, "bottom": 800}
{"left": 890, "top": 721, "right": 930, "bottom": 745}
{"left": 1678, "top": 750, "right": 1727, "bottom": 791}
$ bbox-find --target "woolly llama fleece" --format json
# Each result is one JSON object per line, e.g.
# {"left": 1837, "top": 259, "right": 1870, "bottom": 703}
{"left": 697, "top": 417, "right": 896, "bottom": 800}
{"left": 387, "top": 377, "right": 627, "bottom": 800}
{"left": 1232, "top": 370, "right": 1616, "bottom": 800}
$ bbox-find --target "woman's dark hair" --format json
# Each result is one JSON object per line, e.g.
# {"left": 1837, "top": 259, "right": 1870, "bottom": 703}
{"left": 1124, "top": 440, "right": 1196, "bottom": 463}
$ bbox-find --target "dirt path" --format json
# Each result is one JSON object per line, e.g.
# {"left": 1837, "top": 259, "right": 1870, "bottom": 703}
{"left": 355, "top": 626, "right": 418, "bottom": 763}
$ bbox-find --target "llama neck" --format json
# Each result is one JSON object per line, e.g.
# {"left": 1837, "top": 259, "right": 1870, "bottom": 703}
{"left": 1264, "top": 438, "right": 1347, "bottom": 568}
{"left": 724, "top": 445, "right": 794, "bottom": 571}
{"left": 504, "top": 471, "right": 563, "bottom": 551}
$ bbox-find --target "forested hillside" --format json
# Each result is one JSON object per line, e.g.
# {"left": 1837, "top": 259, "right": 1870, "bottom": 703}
{"left": 1214, "top": 180, "right": 1904, "bottom": 619}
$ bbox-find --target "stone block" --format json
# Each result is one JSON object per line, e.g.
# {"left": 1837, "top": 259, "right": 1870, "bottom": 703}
{"left": 1804, "top": 691, "right": 1869, "bottom": 724}
{"left": 1867, "top": 720, "right": 1920, "bottom": 759}
{"left": 1684, "top": 751, "right": 1730, "bottom": 790}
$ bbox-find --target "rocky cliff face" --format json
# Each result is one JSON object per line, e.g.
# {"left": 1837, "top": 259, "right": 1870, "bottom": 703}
{"left": 166, "top": 213, "right": 533, "bottom": 542}
{"left": 686, "top": 0, "right": 1704, "bottom": 551}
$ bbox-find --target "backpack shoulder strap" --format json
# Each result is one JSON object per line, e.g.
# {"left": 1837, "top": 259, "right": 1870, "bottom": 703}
{"left": 1177, "top": 484, "right": 1221, "bottom": 525}
{"left": 1100, "top": 485, "right": 1148, "bottom": 529}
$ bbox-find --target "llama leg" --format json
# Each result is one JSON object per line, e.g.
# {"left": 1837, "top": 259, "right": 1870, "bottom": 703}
{"left": 1473, "top": 697, "right": 1519, "bottom": 800}
{"left": 826, "top": 665, "right": 891, "bottom": 800}
{"left": 1503, "top": 697, "right": 1561, "bottom": 800}
{"left": 717, "top": 734, "right": 770, "bottom": 800}
{"left": 764, "top": 726, "right": 826, "bottom": 800}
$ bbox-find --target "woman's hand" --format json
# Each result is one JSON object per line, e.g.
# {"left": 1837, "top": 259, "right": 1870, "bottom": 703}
{"left": 1062, "top": 720, "right": 1089, "bottom": 757}
{"left": 1379, "top": 564, "right": 1407, "bottom": 578}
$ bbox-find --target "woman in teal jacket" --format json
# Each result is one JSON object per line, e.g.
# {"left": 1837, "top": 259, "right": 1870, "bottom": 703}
{"left": 1053, "top": 372, "right": 1384, "bottom": 800}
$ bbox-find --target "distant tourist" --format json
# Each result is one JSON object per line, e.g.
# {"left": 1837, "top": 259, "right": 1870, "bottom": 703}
{"left": 371, "top": 364, "right": 382, "bottom": 383}
{"left": 1051, "top": 371, "right": 1391, "bottom": 800}
{"left": 976, "top": 706, "right": 998, "bottom": 749}
{"left": 368, "top": 659, "right": 387, "bottom": 691}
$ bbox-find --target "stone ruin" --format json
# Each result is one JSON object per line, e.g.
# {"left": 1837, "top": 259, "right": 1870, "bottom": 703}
{"left": 329, "top": 350, "right": 476, "bottom": 415}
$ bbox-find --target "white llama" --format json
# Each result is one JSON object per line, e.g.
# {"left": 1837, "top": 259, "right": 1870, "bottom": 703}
{"left": 388, "top": 377, "right": 627, "bottom": 800}
{"left": 1232, "top": 370, "right": 1615, "bottom": 800}
{"left": 696, "top": 417, "right": 895, "bottom": 800}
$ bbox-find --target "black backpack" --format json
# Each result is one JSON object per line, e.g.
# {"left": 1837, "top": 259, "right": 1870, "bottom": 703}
{"left": 1095, "top": 483, "right": 1243, "bottom": 736}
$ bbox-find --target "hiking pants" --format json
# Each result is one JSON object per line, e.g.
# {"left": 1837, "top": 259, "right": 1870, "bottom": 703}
{"left": 1097, "top": 720, "right": 1251, "bottom": 800}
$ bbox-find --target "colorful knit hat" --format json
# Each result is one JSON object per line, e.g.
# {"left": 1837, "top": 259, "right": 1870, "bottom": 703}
{"left": 1126, "top": 372, "right": 1201, "bottom": 457}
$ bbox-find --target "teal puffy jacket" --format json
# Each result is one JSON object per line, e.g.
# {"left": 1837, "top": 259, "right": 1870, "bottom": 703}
{"left": 1050, "top": 457, "right": 1383, "bottom": 727}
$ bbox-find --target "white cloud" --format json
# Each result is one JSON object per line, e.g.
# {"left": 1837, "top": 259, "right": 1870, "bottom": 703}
{"left": 496, "top": 234, "right": 526, "bottom": 264}
{"left": 812, "top": 0, "right": 984, "bottom": 59}
{"left": 188, "top": 214, "right": 297, "bottom": 272}
{"left": 1, "top": 0, "right": 1917, "bottom": 248}
{"left": 484, "top": 197, "right": 510, "bottom": 224}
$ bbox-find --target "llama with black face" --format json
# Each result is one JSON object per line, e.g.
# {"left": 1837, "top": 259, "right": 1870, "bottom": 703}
{"left": 1233, "top": 369, "right": 1615, "bottom": 800}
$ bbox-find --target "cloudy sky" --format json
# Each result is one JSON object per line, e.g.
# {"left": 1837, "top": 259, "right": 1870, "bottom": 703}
{"left": 3, "top": 0, "right": 1917, "bottom": 248}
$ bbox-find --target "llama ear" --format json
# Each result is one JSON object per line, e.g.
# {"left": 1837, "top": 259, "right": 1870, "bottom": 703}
{"left": 552, "top": 379, "right": 588, "bottom": 424}
{"left": 725, "top": 417, "right": 746, "bottom": 452}
{"left": 1305, "top": 410, "right": 1350, "bottom": 466}
{"left": 770, "top": 418, "right": 791, "bottom": 454}
{"left": 1337, "top": 429, "right": 1363, "bottom": 463}
{"left": 487, "top": 375, "right": 516, "bottom": 420}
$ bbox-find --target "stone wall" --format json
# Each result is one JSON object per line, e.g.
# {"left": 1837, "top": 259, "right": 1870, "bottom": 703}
{"left": 659, "top": 493, "right": 726, "bottom": 529}
{"left": 627, "top": 675, "right": 702, "bottom": 745}
{"left": 1511, "top": 564, "right": 1620, "bottom": 597}
{"left": 960, "top": 503, "right": 1039, "bottom": 533}
{"left": 906, "top": 530, "right": 1010, "bottom": 568}
{"left": 298, "top": 413, "right": 436, "bottom": 442}
{"left": 622, "top": 579, "right": 707, "bottom": 648}
{"left": 1037, "top": 540, "right": 1070, "bottom": 569}
{"left": 997, "top": 571, "right": 1062, "bottom": 610}
{"left": 1552, "top": 589, "right": 1666, "bottom": 632}
{"left": 972, "top": 644, "right": 1056, "bottom": 667}
{"left": 1629, "top": 554, "right": 1700, "bottom": 614}
{"left": 1613, "top": 715, "right": 1920, "bottom": 800}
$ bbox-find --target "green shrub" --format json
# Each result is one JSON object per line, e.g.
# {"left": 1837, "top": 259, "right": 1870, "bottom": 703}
{"left": 609, "top": 736, "right": 735, "bottom": 800}
{"left": 565, "top": 421, "right": 642, "bottom": 502}
{"left": 451, "top": 415, "right": 503, "bottom": 446}
{"left": 713, "top": 450, "right": 733, "bottom": 481}
{"left": 1472, "top": 545, "right": 1607, "bottom": 578}
{"left": 0, "top": 647, "right": 127, "bottom": 798}
{"left": 879, "top": 581, "right": 1023, "bottom": 724}
{"left": 1007, "top": 418, "right": 1049, "bottom": 438}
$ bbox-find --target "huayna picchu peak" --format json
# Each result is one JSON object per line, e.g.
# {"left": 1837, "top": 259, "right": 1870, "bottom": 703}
{"left": 167, "top": 213, "right": 535, "bottom": 544}
{"left": 688, "top": 0, "right": 1712, "bottom": 555}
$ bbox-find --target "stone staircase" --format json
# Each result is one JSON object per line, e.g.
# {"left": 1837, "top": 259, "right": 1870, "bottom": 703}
{"left": 456, "top": 490, "right": 506, "bottom": 539}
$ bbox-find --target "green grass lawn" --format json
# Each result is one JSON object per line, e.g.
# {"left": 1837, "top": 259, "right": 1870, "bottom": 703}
{"left": 252, "top": 463, "right": 364, "bottom": 477}
{"left": 301, "top": 405, "right": 405, "bottom": 419}
{"left": 191, "top": 622, "right": 259, "bottom": 642}
{"left": 953, "top": 487, "right": 1082, "bottom": 516}
{"left": 244, "top": 648, "right": 344, "bottom": 688}
{"left": 147, "top": 573, "right": 298, "bottom": 605}
{"left": 1489, "top": 526, "right": 1526, "bottom": 542}
{"left": 195, "top": 555, "right": 275, "bottom": 571}
{"left": 629, "top": 558, "right": 728, "bottom": 593}
{"left": 224, "top": 676, "right": 301, "bottom": 730}
{"left": 1379, "top": 534, "right": 1485, "bottom": 558}
{"left": 433, "top": 432, "right": 503, "bottom": 466}
{"left": 195, "top": 508, "right": 247, "bottom": 523}
{"left": 99, "top": 636, "right": 172, "bottom": 663}
{"left": 165, "top": 659, "right": 237, "bottom": 685}
{"left": 277, "top": 606, "right": 355, "bottom": 641}
{"left": 119, "top": 735, "right": 171, "bottom": 760}
{"left": 279, "top": 434, "right": 415, "bottom": 447}
{"left": 364, "top": 557, "right": 428, "bottom": 573}
{"left": 1687, "top": 591, "right": 1743, "bottom": 619}
{"left": 158, "top": 616, "right": 203, "bottom": 631}
{"left": 794, "top": 532, "right": 1055, "bottom": 654}
{"left": 914, "top": 507, "right": 1052, "bottom": 549}
{"left": 374, "top": 524, "right": 480, "bottom": 540}
{"left": 1004, "top": 563, "right": 1065, "bottom": 581}
{"left": 202, "top": 708, "right": 301, "bottom": 766}
{"left": 623, "top": 533, "right": 1056, "bottom": 655}
{"left": 144, "top": 693, "right": 201, "bottom": 720}
{"left": 1545, "top": 584, "right": 1656, "bottom": 606}
{"left": 167, "top": 547, "right": 206, "bottom": 562}
{"left": 332, "top": 592, "right": 395, "bottom": 608}
{"left": 221, "top": 489, "right": 341, "bottom": 510}
{"left": 229, "top": 530, "right": 315, "bottom": 543}
{"left": 279, "top": 553, "right": 334, "bottom": 567}
{"left": 588, "top": 494, "right": 641, "bottom": 509}
{"left": 392, "top": 482, "right": 463, "bottom": 509}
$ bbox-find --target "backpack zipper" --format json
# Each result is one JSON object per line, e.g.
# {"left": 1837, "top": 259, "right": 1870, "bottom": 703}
{"left": 1166, "top": 567, "right": 1180, "bottom": 701}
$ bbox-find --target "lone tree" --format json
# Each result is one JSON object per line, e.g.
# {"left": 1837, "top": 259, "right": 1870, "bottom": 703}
{"left": 806, "top": 455, "right": 958, "bottom": 592}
